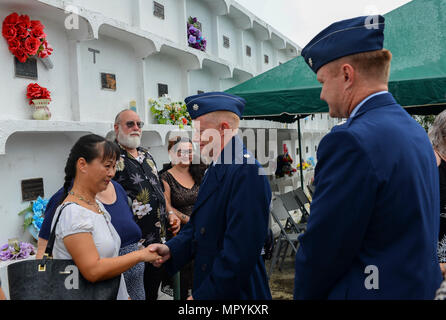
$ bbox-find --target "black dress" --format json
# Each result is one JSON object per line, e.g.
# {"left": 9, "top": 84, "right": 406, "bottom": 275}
{"left": 160, "top": 170, "right": 199, "bottom": 299}
{"left": 438, "top": 159, "right": 446, "bottom": 262}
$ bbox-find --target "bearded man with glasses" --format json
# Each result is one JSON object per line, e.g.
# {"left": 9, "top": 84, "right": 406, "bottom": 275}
{"left": 113, "top": 109, "right": 181, "bottom": 300}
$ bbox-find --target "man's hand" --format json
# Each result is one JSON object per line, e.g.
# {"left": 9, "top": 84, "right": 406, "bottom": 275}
{"left": 169, "top": 213, "right": 181, "bottom": 235}
{"left": 187, "top": 295, "right": 194, "bottom": 300}
{"left": 148, "top": 243, "right": 171, "bottom": 267}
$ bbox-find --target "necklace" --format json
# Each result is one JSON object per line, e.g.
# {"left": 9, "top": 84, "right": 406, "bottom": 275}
{"left": 68, "top": 191, "right": 103, "bottom": 214}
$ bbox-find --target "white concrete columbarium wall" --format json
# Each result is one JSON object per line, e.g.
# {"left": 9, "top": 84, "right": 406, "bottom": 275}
{"left": 188, "top": 66, "right": 221, "bottom": 95}
{"left": 242, "top": 30, "right": 257, "bottom": 75}
{"left": 218, "top": 15, "right": 242, "bottom": 67}
{"left": 77, "top": 35, "right": 140, "bottom": 122}
{"left": 220, "top": 77, "right": 242, "bottom": 92}
{"left": 71, "top": 0, "right": 133, "bottom": 25}
{"left": 144, "top": 53, "right": 187, "bottom": 123}
{"left": 0, "top": 132, "right": 85, "bottom": 245}
{"left": 0, "top": 9, "right": 74, "bottom": 121}
{"left": 186, "top": 0, "right": 216, "bottom": 56}
{"left": 261, "top": 41, "right": 276, "bottom": 73}
{"left": 139, "top": 0, "right": 184, "bottom": 45}
{"left": 277, "top": 49, "right": 293, "bottom": 65}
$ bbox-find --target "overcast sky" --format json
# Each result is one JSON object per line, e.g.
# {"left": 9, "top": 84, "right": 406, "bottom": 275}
{"left": 236, "top": 0, "right": 412, "bottom": 48}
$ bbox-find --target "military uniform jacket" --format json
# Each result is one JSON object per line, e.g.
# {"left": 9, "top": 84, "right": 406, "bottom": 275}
{"left": 166, "top": 136, "right": 272, "bottom": 300}
{"left": 294, "top": 92, "right": 442, "bottom": 299}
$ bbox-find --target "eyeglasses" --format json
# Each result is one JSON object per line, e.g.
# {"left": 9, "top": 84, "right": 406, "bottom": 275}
{"left": 125, "top": 121, "right": 144, "bottom": 129}
{"left": 177, "top": 150, "right": 193, "bottom": 156}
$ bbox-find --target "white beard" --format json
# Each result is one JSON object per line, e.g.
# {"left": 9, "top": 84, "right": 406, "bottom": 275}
{"left": 118, "top": 129, "right": 141, "bottom": 149}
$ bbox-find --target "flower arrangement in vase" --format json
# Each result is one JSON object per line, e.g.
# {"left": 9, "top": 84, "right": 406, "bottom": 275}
{"left": 2, "top": 12, "right": 53, "bottom": 63}
{"left": 26, "top": 83, "right": 52, "bottom": 120}
{"left": 149, "top": 95, "right": 192, "bottom": 129}
{"left": 187, "top": 17, "right": 206, "bottom": 51}
{"left": 18, "top": 196, "right": 48, "bottom": 241}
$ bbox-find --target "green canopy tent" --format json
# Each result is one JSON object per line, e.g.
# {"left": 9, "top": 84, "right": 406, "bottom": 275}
{"left": 227, "top": 0, "right": 446, "bottom": 119}
{"left": 226, "top": 0, "right": 446, "bottom": 187}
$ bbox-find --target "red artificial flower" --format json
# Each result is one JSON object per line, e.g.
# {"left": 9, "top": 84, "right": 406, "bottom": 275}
{"left": 17, "top": 14, "right": 31, "bottom": 29}
{"left": 2, "top": 25, "right": 16, "bottom": 40}
{"left": 13, "top": 46, "right": 27, "bottom": 63}
{"left": 182, "top": 118, "right": 188, "bottom": 125}
{"left": 24, "top": 36, "right": 41, "bottom": 56}
{"left": 30, "top": 20, "right": 44, "bottom": 30}
{"left": 7, "top": 38, "right": 20, "bottom": 51}
{"left": 38, "top": 39, "right": 53, "bottom": 58}
{"left": 30, "top": 24, "right": 46, "bottom": 39}
{"left": 26, "top": 83, "right": 51, "bottom": 105}
{"left": 2, "top": 13, "right": 19, "bottom": 27}
{"left": 16, "top": 25, "right": 29, "bottom": 39}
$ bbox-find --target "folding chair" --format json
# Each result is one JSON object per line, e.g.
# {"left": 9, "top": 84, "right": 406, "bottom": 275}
{"left": 268, "top": 197, "right": 305, "bottom": 278}
{"left": 307, "top": 184, "right": 315, "bottom": 197}
{"left": 279, "top": 190, "right": 308, "bottom": 226}
{"left": 292, "top": 187, "right": 311, "bottom": 221}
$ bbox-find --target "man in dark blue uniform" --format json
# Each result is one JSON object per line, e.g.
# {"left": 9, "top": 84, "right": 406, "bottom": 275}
{"left": 294, "top": 15, "right": 442, "bottom": 299}
{"left": 150, "top": 92, "right": 272, "bottom": 300}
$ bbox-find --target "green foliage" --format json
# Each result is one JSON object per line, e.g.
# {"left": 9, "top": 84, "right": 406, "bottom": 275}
{"left": 413, "top": 115, "right": 436, "bottom": 132}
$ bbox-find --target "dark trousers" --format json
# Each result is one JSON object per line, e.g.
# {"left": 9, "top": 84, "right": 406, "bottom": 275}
{"left": 144, "top": 262, "right": 163, "bottom": 300}
{"left": 179, "top": 261, "right": 194, "bottom": 300}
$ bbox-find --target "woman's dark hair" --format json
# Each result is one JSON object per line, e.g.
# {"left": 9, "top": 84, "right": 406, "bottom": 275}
{"left": 60, "top": 134, "right": 120, "bottom": 205}
{"left": 166, "top": 136, "right": 207, "bottom": 185}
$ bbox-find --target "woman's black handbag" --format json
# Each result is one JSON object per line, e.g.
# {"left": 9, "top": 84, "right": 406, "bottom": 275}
{"left": 7, "top": 203, "right": 121, "bottom": 300}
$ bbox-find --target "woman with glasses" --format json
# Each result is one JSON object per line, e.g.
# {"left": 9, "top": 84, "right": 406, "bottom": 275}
{"left": 160, "top": 136, "right": 207, "bottom": 300}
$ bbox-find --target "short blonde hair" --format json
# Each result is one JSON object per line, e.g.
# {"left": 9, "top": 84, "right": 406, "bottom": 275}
{"left": 205, "top": 111, "right": 240, "bottom": 129}
{"left": 330, "top": 49, "right": 392, "bottom": 82}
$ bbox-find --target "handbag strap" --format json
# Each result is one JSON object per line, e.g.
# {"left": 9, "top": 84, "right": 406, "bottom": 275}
{"left": 44, "top": 202, "right": 74, "bottom": 258}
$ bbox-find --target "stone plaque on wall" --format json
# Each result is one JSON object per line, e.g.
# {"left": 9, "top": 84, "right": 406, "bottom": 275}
{"left": 158, "top": 83, "right": 168, "bottom": 97}
{"left": 21, "top": 178, "right": 44, "bottom": 201}
{"left": 101, "top": 73, "right": 117, "bottom": 91}
{"left": 14, "top": 57, "right": 38, "bottom": 79}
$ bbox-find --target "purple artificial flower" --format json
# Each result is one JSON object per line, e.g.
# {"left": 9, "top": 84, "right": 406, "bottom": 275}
{"left": 192, "top": 17, "right": 197, "bottom": 23}
{"left": 0, "top": 244, "right": 12, "bottom": 261}
{"left": 188, "top": 35, "right": 197, "bottom": 44}
{"left": 18, "top": 242, "right": 35, "bottom": 259}
{"left": 188, "top": 26, "right": 198, "bottom": 36}
{"left": 0, "top": 242, "right": 35, "bottom": 261}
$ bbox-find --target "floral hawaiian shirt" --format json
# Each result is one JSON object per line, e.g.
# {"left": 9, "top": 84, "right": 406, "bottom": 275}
{"left": 114, "top": 142, "right": 168, "bottom": 245}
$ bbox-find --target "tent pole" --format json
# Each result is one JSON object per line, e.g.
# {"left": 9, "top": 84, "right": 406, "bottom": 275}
{"left": 297, "top": 117, "right": 304, "bottom": 190}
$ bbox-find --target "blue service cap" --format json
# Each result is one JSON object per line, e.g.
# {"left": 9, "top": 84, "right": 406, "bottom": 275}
{"left": 185, "top": 92, "right": 245, "bottom": 119}
{"left": 301, "top": 15, "right": 385, "bottom": 73}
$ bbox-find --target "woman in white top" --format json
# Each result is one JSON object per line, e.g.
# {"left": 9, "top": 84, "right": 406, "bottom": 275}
{"left": 51, "top": 134, "right": 161, "bottom": 299}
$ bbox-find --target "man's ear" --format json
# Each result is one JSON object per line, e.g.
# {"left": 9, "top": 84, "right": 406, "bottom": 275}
{"left": 114, "top": 123, "right": 119, "bottom": 135}
{"left": 342, "top": 63, "right": 355, "bottom": 89}
{"left": 220, "top": 121, "right": 231, "bottom": 133}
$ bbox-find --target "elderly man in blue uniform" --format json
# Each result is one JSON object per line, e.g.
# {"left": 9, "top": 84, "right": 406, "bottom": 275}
{"left": 149, "top": 92, "right": 272, "bottom": 300}
{"left": 294, "top": 15, "right": 442, "bottom": 299}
